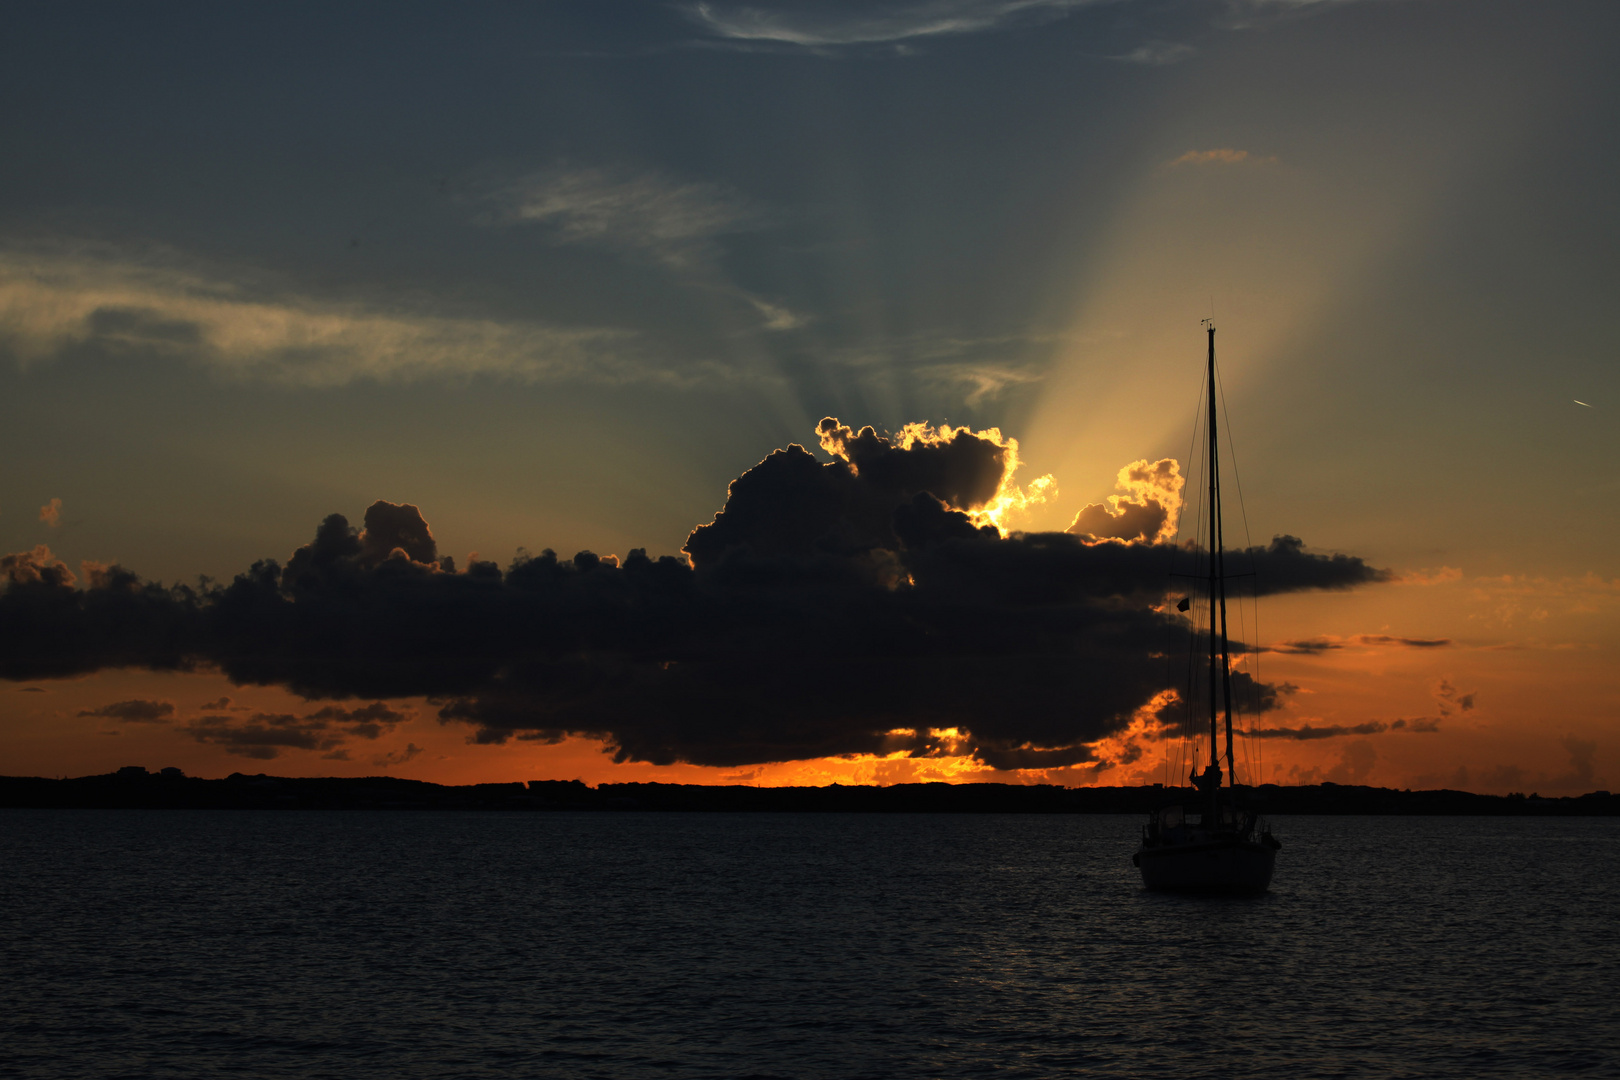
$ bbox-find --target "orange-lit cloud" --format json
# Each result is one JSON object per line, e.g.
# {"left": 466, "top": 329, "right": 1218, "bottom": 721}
{"left": 0, "top": 544, "right": 75, "bottom": 587}
{"left": 1399, "top": 566, "right": 1464, "bottom": 585}
{"left": 1067, "top": 458, "right": 1182, "bottom": 543}
{"left": 38, "top": 498, "right": 61, "bottom": 527}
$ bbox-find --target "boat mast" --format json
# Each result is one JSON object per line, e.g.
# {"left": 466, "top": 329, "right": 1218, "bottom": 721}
{"left": 1205, "top": 322, "right": 1220, "bottom": 778}
{"left": 1204, "top": 322, "right": 1237, "bottom": 797}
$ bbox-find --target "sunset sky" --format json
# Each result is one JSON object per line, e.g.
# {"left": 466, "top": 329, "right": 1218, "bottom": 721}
{"left": 2, "top": 0, "right": 1616, "bottom": 793}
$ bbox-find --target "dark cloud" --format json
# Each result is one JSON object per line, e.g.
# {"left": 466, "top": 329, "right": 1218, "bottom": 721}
{"left": 1145, "top": 672, "right": 1292, "bottom": 742}
{"left": 1436, "top": 679, "right": 1475, "bottom": 716}
{"left": 684, "top": 420, "right": 1011, "bottom": 567}
{"left": 0, "top": 421, "right": 1392, "bottom": 769}
{"left": 373, "top": 742, "right": 424, "bottom": 767}
{"left": 1553, "top": 735, "right": 1599, "bottom": 791}
{"left": 305, "top": 701, "right": 411, "bottom": 740}
{"left": 814, "top": 418, "right": 1008, "bottom": 512}
{"left": 1263, "top": 701, "right": 1454, "bottom": 742}
{"left": 182, "top": 699, "right": 408, "bottom": 759}
{"left": 1230, "top": 535, "right": 1391, "bottom": 595}
{"left": 358, "top": 501, "right": 441, "bottom": 568}
{"left": 1359, "top": 635, "right": 1452, "bottom": 649}
{"left": 0, "top": 546, "right": 201, "bottom": 679}
{"left": 1271, "top": 637, "right": 1340, "bottom": 655}
{"left": 1270, "top": 633, "right": 1452, "bottom": 654}
{"left": 185, "top": 712, "right": 338, "bottom": 759}
{"left": 1253, "top": 721, "right": 1391, "bottom": 740}
{"left": 78, "top": 698, "right": 175, "bottom": 723}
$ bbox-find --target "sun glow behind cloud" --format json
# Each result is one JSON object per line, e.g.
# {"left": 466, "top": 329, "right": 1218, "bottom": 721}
{"left": 817, "top": 418, "right": 1058, "bottom": 532}
{"left": 1018, "top": 150, "right": 1431, "bottom": 529}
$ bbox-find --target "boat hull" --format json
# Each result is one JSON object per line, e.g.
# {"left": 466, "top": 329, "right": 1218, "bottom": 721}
{"left": 1135, "top": 837, "right": 1276, "bottom": 894}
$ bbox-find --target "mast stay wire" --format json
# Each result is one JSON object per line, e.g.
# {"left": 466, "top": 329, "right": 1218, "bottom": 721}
{"left": 1214, "top": 351, "right": 1263, "bottom": 787}
{"left": 1164, "top": 361, "right": 1210, "bottom": 790}
{"left": 1180, "top": 362, "right": 1212, "bottom": 790}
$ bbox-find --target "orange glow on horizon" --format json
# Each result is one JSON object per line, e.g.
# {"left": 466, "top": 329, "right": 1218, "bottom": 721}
{"left": 6, "top": 556, "right": 1615, "bottom": 799}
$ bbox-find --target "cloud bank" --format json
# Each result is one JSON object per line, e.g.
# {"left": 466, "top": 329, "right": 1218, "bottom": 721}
{"left": 0, "top": 421, "right": 1389, "bottom": 769}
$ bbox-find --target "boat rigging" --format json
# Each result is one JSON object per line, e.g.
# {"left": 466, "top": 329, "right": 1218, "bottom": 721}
{"left": 1133, "top": 322, "right": 1281, "bottom": 893}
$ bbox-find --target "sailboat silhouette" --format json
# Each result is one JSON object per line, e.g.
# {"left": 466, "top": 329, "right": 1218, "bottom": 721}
{"left": 1134, "top": 323, "right": 1281, "bottom": 893}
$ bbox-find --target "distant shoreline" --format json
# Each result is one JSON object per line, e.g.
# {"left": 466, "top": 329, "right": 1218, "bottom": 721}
{"left": 1, "top": 769, "right": 1615, "bottom": 815}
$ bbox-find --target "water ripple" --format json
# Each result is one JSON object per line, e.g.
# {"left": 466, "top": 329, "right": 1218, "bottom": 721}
{"left": 1, "top": 811, "right": 1616, "bottom": 1078}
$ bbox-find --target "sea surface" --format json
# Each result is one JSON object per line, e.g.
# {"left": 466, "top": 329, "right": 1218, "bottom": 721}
{"left": 1, "top": 811, "right": 1615, "bottom": 1079}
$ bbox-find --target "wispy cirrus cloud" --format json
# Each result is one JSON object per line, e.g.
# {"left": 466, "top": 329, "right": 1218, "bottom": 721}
{"left": 483, "top": 166, "right": 765, "bottom": 268}
{"left": 684, "top": 0, "right": 1371, "bottom": 51}
{"left": 1169, "top": 147, "right": 1278, "bottom": 167}
{"left": 827, "top": 329, "right": 1058, "bottom": 403}
{"left": 478, "top": 166, "right": 805, "bottom": 332}
{"left": 683, "top": 0, "right": 1095, "bottom": 48}
{"left": 747, "top": 296, "right": 809, "bottom": 330}
{"left": 1109, "top": 40, "right": 1195, "bottom": 66}
{"left": 0, "top": 245, "right": 706, "bottom": 388}
{"left": 1217, "top": 0, "right": 1384, "bottom": 31}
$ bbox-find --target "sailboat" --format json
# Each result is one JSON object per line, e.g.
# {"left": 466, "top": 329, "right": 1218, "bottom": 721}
{"left": 1133, "top": 321, "right": 1281, "bottom": 893}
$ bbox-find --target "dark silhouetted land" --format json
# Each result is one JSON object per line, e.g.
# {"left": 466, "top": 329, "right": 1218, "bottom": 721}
{"left": 0, "top": 768, "right": 1614, "bottom": 814}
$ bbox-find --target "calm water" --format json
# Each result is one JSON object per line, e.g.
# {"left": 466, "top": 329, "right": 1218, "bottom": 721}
{"left": 1, "top": 811, "right": 1615, "bottom": 1079}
